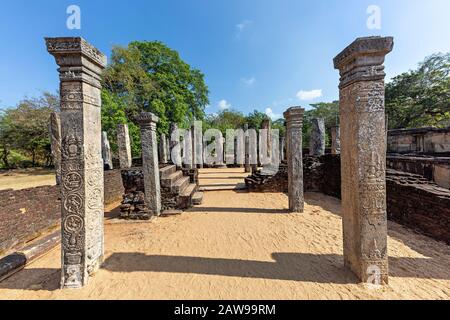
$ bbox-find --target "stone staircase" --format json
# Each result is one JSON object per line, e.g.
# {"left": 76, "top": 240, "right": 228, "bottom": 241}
{"left": 159, "top": 164, "right": 204, "bottom": 216}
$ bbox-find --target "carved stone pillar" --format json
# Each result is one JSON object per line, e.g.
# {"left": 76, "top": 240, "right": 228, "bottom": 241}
{"left": 49, "top": 112, "right": 62, "bottom": 185}
{"left": 334, "top": 36, "right": 393, "bottom": 284}
{"left": 283, "top": 107, "right": 305, "bottom": 213}
{"left": 244, "top": 124, "right": 251, "bottom": 173}
{"left": 117, "top": 124, "right": 132, "bottom": 168}
{"left": 101, "top": 132, "right": 113, "bottom": 170}
{"left": 193, "top": 122, "right": 203, "bottom": 168}
{"left": 331, "top": 126, "right": 341, "bottom": 155}
{"left": 135, "top": 112, "right": 161, "bottom": 216}
{"left": 309, "top": 118, "right": 325, "bottom": 156}
{"left": 159, "top": 133, "right": 168, "bottom": 164}
{"left": 280, "top": 136, "right": 286, "bottom": 162}
{"left": 46, "top": 37, "right": 106, "bottom": 289}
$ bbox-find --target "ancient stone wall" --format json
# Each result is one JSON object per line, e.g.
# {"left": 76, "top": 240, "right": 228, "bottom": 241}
{"left": 0, "top": 169, "right": 123, "bottom": 256}
{"left": 388, "top": 127, "right": 450, "bottom": 154}
{"left": 386, "top": 170, "right": 450, "bottom": 244}
{"left": 387, "top": 155, "right": 450, "bottom": 189}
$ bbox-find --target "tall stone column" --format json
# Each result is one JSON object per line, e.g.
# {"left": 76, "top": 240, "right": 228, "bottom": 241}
{"left": 159, "top": 133, "right": 168, "bottom": 164}
{"left": 334, "top": 36, "right": 393, "bottom": 284}
{"left": 46, "top": 37, "right": 106, "bottom": 289}
{"left": 135, "top": 112, "right": 161, "bottom": 216}
{"left": 309, "top": 118, "right": 325, "bottom": 156}
{"left": 244, "top": 124, "right": 251, "bottom": 173}
{"left": 101, "top": 132, "right": 113, "bottom": 170}
{"left": 169, "top": 122, "right": 180, "bottom": 167}
{"left": 283, "top": 107, "right": 305, "bottom": 213}
{"left": 331, "top": 126, "right": 341, "bottom": 155}
{"left": 280, "top": 136, "right": 286, "bottom": 162}
{"left": 260, "top": 119, "right": 272, "bottom": 166}
{"left": 117, "top": 124, "right": 132, "bottom": 168}
{"left": 49, "top": 112, "right": 62, "bottom": 185}
{"left": 193, "top": 122, "right": 203, "bottom": 168}
{"left": 183, "top": 127, "right": 193, "bottom": 169}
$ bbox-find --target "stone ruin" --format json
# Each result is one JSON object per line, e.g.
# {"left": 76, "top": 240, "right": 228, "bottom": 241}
{"left": 5, "top": 34, "right": 448, "bottom": 290}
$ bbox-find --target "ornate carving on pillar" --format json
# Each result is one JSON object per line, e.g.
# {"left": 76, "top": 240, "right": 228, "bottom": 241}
{"left": 49, "top": 112, "right": 62, "bottom": 185}
{"left": 283, "top": 107, "right": 305, "bottom": 213}
{"left": 46, "top": 37, "right": 106, "bottom": 289}
{"left": 334, "top": 36, "right": 393, "bottom": 285}
{"left": 135, "top": 112, "right": 161, "bottom": 216}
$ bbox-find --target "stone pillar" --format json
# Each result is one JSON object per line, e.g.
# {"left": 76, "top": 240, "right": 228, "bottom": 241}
{"left": 331, "top": 126, "right": 341, "bottom": 155}
{"left": 101, "top": 132, "right": 113, "bottom": 170}
{"left": 193, "top": 122, "right": 203, "bottom": 168}
{"left": 49, "top": 112, "right": 62, "bottom": 185}
{"left": 135, "top": 112, "right": 161, "bottom": 216}
{"left": 309, "top": 118, "right": 325, "bottom": 156}
{"left": 169, "top": 123, "right": 179, "bottom": 167}
{"left": 117, "top": 124, "right": 132, "bottom": 168}
{"left": 260, "top": 119, "right": 272, "bottom": 166}
{"left": 280, "top": 136, "right": 286, "bottom": 162}
{"left": 334, "top": 36, "right": 393, "bottom": 285}
{"left": 46, "top": 37, "right": 106, "bottom": 289}
{"left": 244, "top": 124, "right": 251, "bottom": 173}
{"left": 159, "top": 133, "right": 168, "bottom": 164}
{"left": 284, "top": 107, "right": 305, "bottom": 213}
{"left": 183, "top": 127, "right": 193, "bottom": 169}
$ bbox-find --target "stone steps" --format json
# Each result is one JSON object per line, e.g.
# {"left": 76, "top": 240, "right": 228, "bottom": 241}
{"left": 159, "top": 165, "right": 177, "bottom": 179}
{"left": 161, "top": 170, "right": 183, "bottom": 188}
{"left": 192, "top": 192, "right": 204, "bottom": 205}
{"left": 172, "top": 176, "right": 190, "bottom": 194}
{"left": 178, "top": 183, "right": 198, "bottom": 209}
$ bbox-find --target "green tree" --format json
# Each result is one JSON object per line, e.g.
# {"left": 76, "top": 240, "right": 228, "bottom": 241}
{"left": 102, "top": 41, "right": 210, "bottom": 140}
{"left": 0, "top": 92, "right": 59, "bottom": 167}
{"left": 245, "top": 110, "right": 269, "bottom": 130}
{"left": 303, "top": 101, "right": 339, "bottom": 147}
{"left": 386, "top": 53, "right": 450, "bottom": 129}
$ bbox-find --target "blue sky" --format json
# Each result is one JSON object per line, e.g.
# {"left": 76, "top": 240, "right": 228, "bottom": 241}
{"left": 1, "top": 0, "right": 449, "bottom": 118}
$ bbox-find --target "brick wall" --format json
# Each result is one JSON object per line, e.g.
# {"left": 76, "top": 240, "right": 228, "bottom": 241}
{"left": 0, "top": 169, "right": 124, "bottom": 256}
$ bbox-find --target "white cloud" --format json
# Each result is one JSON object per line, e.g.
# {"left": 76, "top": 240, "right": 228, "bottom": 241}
{"left": 218, "top": 99, "right": 231, "bottom": 110}
{"left": 241, "top": 77, "right": 256, "bottom": 86}
{"left": 296, "top": 89, "right": 322, "bottom": 101}
{"left": 265, "top": 108, "right": 282, "bottom": 120}
{"left": 236, "top": 20, "right": 252, "bottom": 31}
{"left": 235, "top": 20, "right": 252, "bottom": 38}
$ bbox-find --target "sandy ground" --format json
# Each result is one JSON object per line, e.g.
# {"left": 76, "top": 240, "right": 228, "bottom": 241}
{"left": 0, "top": 168, "right": 56, "bottom": 191}
{"left": 0, "top": 168, "right": 449, "bottom": 300}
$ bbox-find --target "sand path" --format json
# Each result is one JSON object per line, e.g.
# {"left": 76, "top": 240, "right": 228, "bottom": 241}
{"left": 0, "top": 168, "right": 449, "bottom": 300}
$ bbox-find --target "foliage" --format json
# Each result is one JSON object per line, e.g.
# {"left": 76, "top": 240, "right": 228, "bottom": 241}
{"left": 101, "top": 90, "right": 141, "bottom": 157}
{"left": 386, "top": 53, "right": 450, "bottom": 129}
{"left": 102, "top": 41, "right": 210, "bottom": 139}
{"left": 0, "top": 92, "right": 58, "bottom": 168}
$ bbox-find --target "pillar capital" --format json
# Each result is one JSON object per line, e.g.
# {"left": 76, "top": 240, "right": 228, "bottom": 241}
{"left": 333, "top": 36, "right": 394, "bottom": 88}
{"left": 283, "top": 106, "right": 304, "bottom": 121}
{"left": 135, "top": 112, "right": 159, "bottom": 130}
{"left": 45, "top": 37, "right": 107, "bottom": 89}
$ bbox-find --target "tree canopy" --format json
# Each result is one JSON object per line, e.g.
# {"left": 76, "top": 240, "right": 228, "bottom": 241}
{"left": 386, "top": 52, "right": 450, "bottom": 129}
{"left": 0, "top": 92, "right": 58, "bottom": 168}
{"left": 102, "top": 41, "right": 210, "bottom": 138}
